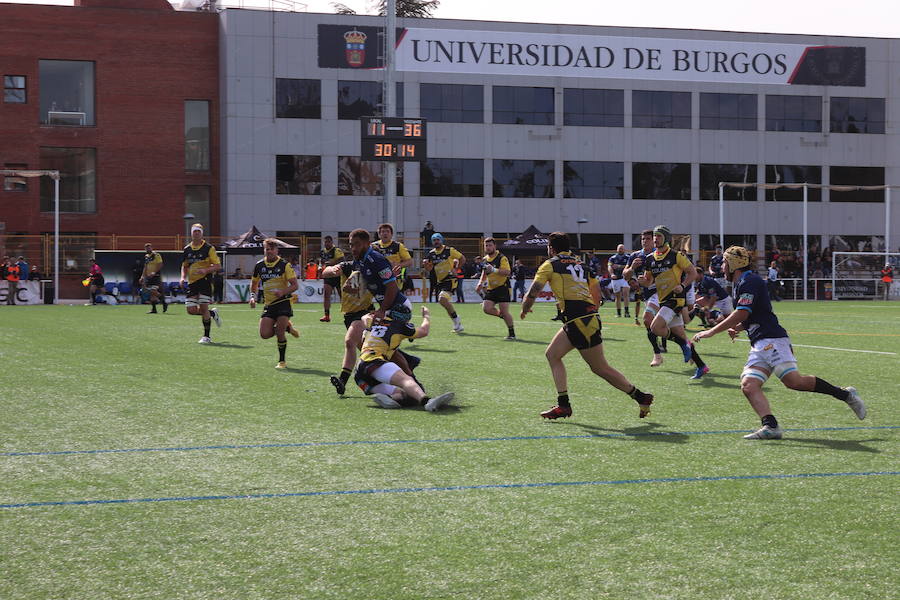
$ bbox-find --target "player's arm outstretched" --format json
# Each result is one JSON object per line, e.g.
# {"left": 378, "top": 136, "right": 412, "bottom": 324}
{"left": 692, "top": 308, "right": 748, "bottom": 343}
{"left": 519, "top": 279, "right": 544, "bottom": 319}
{"left": 412, "top": 306, "right": 431, "bottom": 339}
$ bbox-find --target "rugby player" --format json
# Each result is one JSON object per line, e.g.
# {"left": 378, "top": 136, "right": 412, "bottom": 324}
{"left": 249, "top": 238, "right": 300, "bottom": 369}
{"left": 692, "top": 246, "right": 865, "bottom": 440}
{"left": 322, "top": 258, "right": 375, "bottom": 395}
{"left": 708, "top": 244, "right": 727, "bottom": 289}
{"left": 608, "top": 244, "right": 631, "bottom": 318}
{"left": 521, "top": 232, "right": 654, "bottom": 420}
{"left": 371, "top": 222, "right": 413, "bottom": 286}
{"left": 422, "top": 233, "right": 466, "bottom": 332}
{"left": 140, "top": 243, "right": 167, "bottom": 314}
{"left": 623, "top": 229, "right": 666, "bottom": 366}
{"left": 318, "top": 235, "right": 344, "bottom": 322}
{"left": 475, "top": 237, "right": 516, "bottom": 340}
{"left": 179, "top": 224, "right": 222, "bottom": 344}
{"left": 638, "top": 225, "right": 709, "bottom": 379}
{"left": 693, "top": 266, "right": 733, "bottom": 326}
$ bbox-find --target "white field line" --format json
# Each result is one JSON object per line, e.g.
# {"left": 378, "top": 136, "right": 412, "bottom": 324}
{"left": 733, "top": 338, "right": 896, "bottom": 356}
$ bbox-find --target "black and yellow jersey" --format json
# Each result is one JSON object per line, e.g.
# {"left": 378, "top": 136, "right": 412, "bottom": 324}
{"left": 482, "top": 251, "right": 511, "bottom": 290}
{"left": 426, "top": 245, "right": 463, "bottom": 283}
{"left": 359, "top": 318, "right": 416, "bottom": 363}
{"left": 181, "top": 241, "right": 220, "bottom": 284}
{"left": 143, "top": 251, "right": 163, "bottom": 276}
{"left": 371, "top": 240, "right": 411, "bottom": 267}
{"left": 252, "top": 257, "right": 296, "bottom": 306}
{"left": 338, "top": 261, "right": 375, "bottom": 314}
{"left": 319, "top": 246, "right": 345, "bottom": 266}
{"left": 645, "top": 247, "right": 694, "bottom": 302}
{"left": 533, "top": 251, "right": 597, "bottom": 320}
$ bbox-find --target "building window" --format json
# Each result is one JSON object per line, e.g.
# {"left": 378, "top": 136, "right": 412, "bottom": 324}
{"left": 185, "top": 186, "right": 211, "bottom": 234}
{"left": 337, "top": 81, "right": 403, "bottom": 120}
{"left": 185, "top": 100, "right": 210, "bottom": 172}
{"left": 632, "top": 163, "right": 691, "bottom": 199}
{"left": 492, "top": 159, "right": 554, "bottom": 198}
{"left": 830, "top": 97, "right": 885, "bottom": 134}
{"left": 765, "top": 95, "right": 821, "bottom": 132}
{"left": 4, "top": 75, "right": 26, "bottom": 103}
{"left": 699, "top": 93, "right": 756, "bottom": 131}
{"left": 830, "top": 166, "right": 885, "bottom": 202}
{"left": 338, "top": 157, "right": 403, "bottom": 196}
{"left": 563, "top": 89, "right": 624, "bottom": 127}
{"left": 275, "top": 78, "right": 321, "bottom": 119}
{"left": 420, "top": 158, "right": 483, "bottom": 197}
{"left": 39, "top": 60, "right": 95, "bottom": 126}
{"left": 563, "top": 161, "right": 623, "bottom": 198}
{"left": 632, "top": 90, "right": 691, "bottom": 129}
{"left": 39, "top": 147, "right": 96, "bottom": 213}
{"left": 420, "top": 83, "right": 483, "bottom": 123}
{"left": 276, "top": 155, "right": 321, "bottom": 195}
{"left": 493, "top": 86, "right": 554, "bottom": 125}
{"left": 3, "top": 163, "right": 28, "bottom": 192}
{"left": 764, "top": 165, "right": 822, "bottom": 201}
{"left": 699, "top": 164, "right": 757, "bottom": 201}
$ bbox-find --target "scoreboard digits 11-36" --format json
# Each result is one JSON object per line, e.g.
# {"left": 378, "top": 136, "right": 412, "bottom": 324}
{"left": 360, "top": 117, "right": 427, "bottom": 162}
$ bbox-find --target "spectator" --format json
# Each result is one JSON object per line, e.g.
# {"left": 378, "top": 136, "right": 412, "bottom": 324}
{"left": 881, "top": 264, "right": 893, "bottom": 300}
{"left": 455, "top": 265, "right": 465, "bottom": 303}
{"left": 16, "top": 257, "right": 28, "bottom": 283}
{"left": 212, "top": 270, "right": 224, "bottom": 304}
{"left": 231, "top": 266, "right": 245, "bottom": 278}
{"left": 420, "top": 221, "right": 435, "bottom": 246}
{"left": 131, "top": 258, "right": 144, "bottom": 304}
{"left": 766, "top": 260, "right": 781, "bottom": 301}
{"left": 428, "top": 265, "right": 438, "bottom": 302}
{"left": 821, "top": 246, "right": 833, "bottom": 277}
{"left": 4, "top": 256, "right": 20, "bottom": 305}
{"left": 304, "top": 260, "right": 318, "bottom": 280}
{"left": 28, "top": 265, "right": 42, "bottom": 281}
{"left": 512, "top": 259, "right": 528, "bottom": 302}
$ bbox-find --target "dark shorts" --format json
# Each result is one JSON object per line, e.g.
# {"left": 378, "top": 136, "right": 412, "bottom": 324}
{"left": 261, "top": 300, "right": 293, "bottom": 321}
{"left": 145, "top": 274, "right": 163, "bottom": 290}
{"left": 344, "top": 307, "right": 374, "bottom": 329}
{"left": 484, "top": 285, "right": 511, "bottom": 304}
{"left": 435, "top": 278, "right": 457, "bottom": 293}
{"left": 91, "top": 275, "right": 105, "bottom": 287}
{"left": 660, "top": 295, "right": 687, "bottom": 311}
{"left": 323, "top": 277, "right": 341, "bottom": 289}
{"left": 354, "top": 359, "right": 387, "bottom": 395}
{"left": 187, "top": 277, "right": 213, "bottom": 298}
{"left": 633, "top": 286, "right": 644, "bottom": 301}
{"left": 563, "top": 314, "right": 603, "bottom": 350}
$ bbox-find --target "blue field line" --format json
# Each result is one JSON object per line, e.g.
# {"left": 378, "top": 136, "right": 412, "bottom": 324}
{"left": 3, "top": 425, "right": 898, "bottom": 458}
{"left": 2, "top": 471, "right": 897, "bottom": 510}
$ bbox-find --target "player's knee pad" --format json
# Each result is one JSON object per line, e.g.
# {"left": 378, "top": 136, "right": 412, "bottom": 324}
{"left": 439, "top": 290, "right": 452, "bottom": 302}
{"left": 772, "top": 361, "right": 798, "bottom": 380}
{"left": 741, "top": 367, "right": 769, "bottom": 384}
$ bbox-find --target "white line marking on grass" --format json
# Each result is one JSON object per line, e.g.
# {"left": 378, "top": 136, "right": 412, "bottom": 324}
{"left": 733, "top": 339, "right": 896, "bottom": 355}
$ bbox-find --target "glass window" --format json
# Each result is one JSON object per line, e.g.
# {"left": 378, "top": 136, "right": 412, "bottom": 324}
{"left": 632, "top": 163, "right": 691, "bottom": 199}
{"left": 185, "top": 186, "right": 211, "bottom": 234}
{"left": 493, "top": 86, "right": 554, "bottom": 125}
{"left": 492, "top": 159, "right": 554, "bottom": 197}
{"left": 276, "top": 155, "right": 321, "bottom": 195}
{"left": 830, "top": 97, "right": 885, "bottom": 134}
{"left": 830, "top": 166, "right": 884, "bottom": 202}
{"left": 39, "top": 147, "right": 96, "bottom": 212}
{"left": 39, "top": 60, "right": 95, "bottom": 126}
{"left": 3, "top": 163, "right": 28, "bottom": 192}
{"left": 563, "top": 161, "right": 624, "bottom": 198}
{"left": 699, "top": 92, "right": 756, "bottom": 131}
{"left": 185, "top": 100, "right": 210, "bottom": 172}
{"left": 765, "top": 95, "right": 821, "bottom": 132}
{"left": 420, "top": 158, "right": 483, "bottom": 197}
{"left": 632, "top": 90, "right": 691, "bottom": 129}
{"left": 699, "top": 164, "right": 757, "bottom": 201}
{"left": 337, "top": 81, "right": 403, "bottom": 120}
{"left": 338, "top": 156, "right": 403, "bottom": 196}
{"left": 420, "top": 83, "right": 483, "bottom": 123}
{"left": 4, "top": 75, "right": 26, "bottom": 103}
{"left": 764, "top": 165, "right": 822, "bottom": 201}
{"left": 563, "top": 89, "right": 624, "bottom": 127}
{"left": 276, "top": 78, "right": 321, "bottom": 119}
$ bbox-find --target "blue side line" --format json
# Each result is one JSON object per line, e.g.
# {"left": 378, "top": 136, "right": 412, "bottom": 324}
{"left": 3, "top": 425, "right": 898, "bottom": 458}
{"left": 2, "top": 471, "right": 897, "bottom": 510}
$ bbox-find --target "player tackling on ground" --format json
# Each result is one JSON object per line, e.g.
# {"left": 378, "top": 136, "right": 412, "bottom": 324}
{"left": 249, "top": 238, "right": 300, "bottom": 369}
{"left": 692, "top": 246, "right": 866, "bottom": 440}
{"left": 180, "top": 223, "right": 222, "bottom": 344}
{"left": 521, "top": 232, "right": 654, "bottom": 419}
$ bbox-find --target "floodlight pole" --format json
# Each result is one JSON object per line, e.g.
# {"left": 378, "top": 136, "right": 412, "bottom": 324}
{"left": 886, "top": 187, "right": 892, "bottom": 265}
{"left": 383, "top": 0, "right": 397, "bottom": 229}
{"left": 54, "top": 175, "right": 60, "bottom": 304}
{"left": 802, "top": 183, "right": 808, "bottom": 301}
{"left": 718, "top": 182, "right": 724, "bottom": 250}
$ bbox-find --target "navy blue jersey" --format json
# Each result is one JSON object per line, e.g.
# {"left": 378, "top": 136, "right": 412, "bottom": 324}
{"left": 627, "top": 249, "right": 656, "bottom": 293}
{"left": 709, "top": 254, "right": 725, "bottom": 278}
{"left": 696, "top": 275, "right": 729, "bottom": 301}
{"left": 608, "top": 252, "right": 629, "bottom": 279}
{"left": 353, "top": 248, "right": 408, "bottom": 310}
{"left": 733, "top": 272, "right": 788, "bottom": 345}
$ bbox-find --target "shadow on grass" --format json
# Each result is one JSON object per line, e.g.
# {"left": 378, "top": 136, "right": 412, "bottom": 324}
{"left": 684, "top": 374, "right": 735, "bottom": 389}
{"left": 404, "top": 346, "right": 457, "bottom": 353}
{"left": 775, "top": 437, "right": 885, "bottom": 453}
{"left": 282, "top": 367, "right": 332, "bottom": 376}
{"left": 207, "top": 342, "right": 254, "bottom": 349}
{"left": 560, "top": 420, "right": 690, "bottom": 444}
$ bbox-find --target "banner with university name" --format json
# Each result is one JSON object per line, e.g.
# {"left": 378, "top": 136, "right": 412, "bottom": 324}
{"left": 387, "top": 28, "right": 865, "bottom": 86}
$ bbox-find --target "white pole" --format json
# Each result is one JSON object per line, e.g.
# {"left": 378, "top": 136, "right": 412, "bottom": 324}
{"left": 54, "top": 175, "right": 60, "bottom": 305}
{"left": 831, "top": 252, "right": 836, "bottom": 301}
{"left": 718, "top": 182, "right": 724, "bottom": 250}
{"left": 886, "top": 186, "right": 892, "bottom": 266}
{"left": 802, "top": 183, "right": 808, "bottom": 300}
{"left": 383, "top": 0, "right": 397, "bottom": 228}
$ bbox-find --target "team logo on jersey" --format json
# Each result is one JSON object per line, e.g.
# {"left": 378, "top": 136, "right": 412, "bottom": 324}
{"left": 763, "top": 343, "right": 774, "bottom": 351}
{"left": 738, "top": 293, "right": 754, "bottom": 306}
{"left": 344, "top": 29, "right": 367, "bottom": 67}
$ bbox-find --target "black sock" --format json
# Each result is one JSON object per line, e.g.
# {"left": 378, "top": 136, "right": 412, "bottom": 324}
{"left": 617, "top": 309, "right": 621, "bottom": 316}
{"left": 508, "top": 327, "right": 515, "bottom": 337}
{"left": 203, "top": 318, "right": 211, "bottom": 337}
{"left": 161, "top": 296, "right": 167, "bottom": 306}
{"left": 324, "top": 308, "right": 330, "bottom": 316}
{"left": 813, "top": 377, "right": 850, "bottom": 401}
{"left": 449, "top": 311, "right": 458, "bottom": 319}
{"left": 646, "top": 330, "right": 661, "bottom": 353}
{"left": 278, "top": 340, "right": 287, "bottom": 362}
{"left": 667, "top": 332, "right": 688, "bottom": 349}
{"left": 661, "top": 337, "right": 667, "bottom": 349}
{"left": 690, "top": 345, "right": 706, "bottom": 369}
{"left": 150, "top": 301, "right": 157, "bottom": 312}
{"left": 762, "top": 414, "right": 779, "bottom": 428}
{"left": 627, "top": 385, "right": 652, "bottom": 404}
{"left": 557, "top": 391, "right": 570, "bottom": 407}
{"left": 339, "top": 368, "right": 352, "bottom": 384}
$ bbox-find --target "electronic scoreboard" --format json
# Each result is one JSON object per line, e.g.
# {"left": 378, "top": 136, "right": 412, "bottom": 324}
{"left": 360, "top": 117, "right": 427, "bottom": 162}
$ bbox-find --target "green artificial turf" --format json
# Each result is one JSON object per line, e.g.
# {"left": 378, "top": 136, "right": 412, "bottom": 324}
{"left": 1, "top": 301, "right": 897, "bottom": 599}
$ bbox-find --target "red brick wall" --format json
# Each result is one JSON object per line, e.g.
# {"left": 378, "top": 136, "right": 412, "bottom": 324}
{"left": 0, "top": 2, "right": 219, "bottom": 240}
